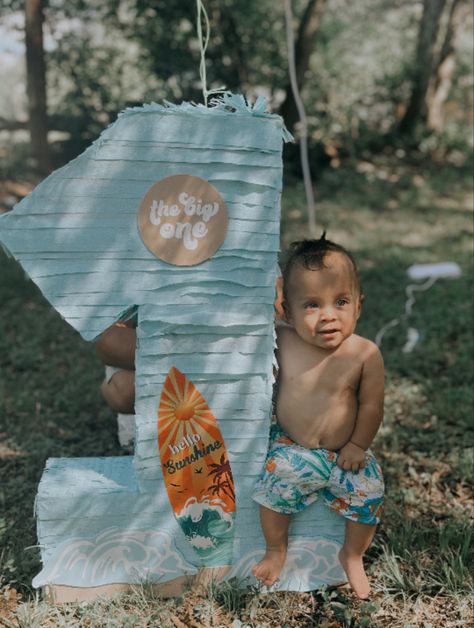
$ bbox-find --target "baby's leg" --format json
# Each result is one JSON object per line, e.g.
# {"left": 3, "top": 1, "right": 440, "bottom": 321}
{"left": 101, "top": 369, "right": 135, "bottom": 414}
{"left": 339, "top": 520, "right": 376, "bottom": 599}
{"left": 252, "top": 506, "right": 290, "bottom": 586}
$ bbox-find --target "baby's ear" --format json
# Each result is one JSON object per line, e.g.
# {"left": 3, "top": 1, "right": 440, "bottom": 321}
{"left": 357, "top": 293, "right": 364, "bottom": 319}
{"left": 274, "top": 276, "right": 285, "bottom": 320}
{"left": 282, "top": 301, "right": 291, "bottom": 324}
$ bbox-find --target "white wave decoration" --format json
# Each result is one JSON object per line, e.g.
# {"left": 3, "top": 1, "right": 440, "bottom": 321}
{"left": 178, "top": 496, "right": 234, "bottom": 528}
{"left": 33, "top": 528, "right": 198, "bottom": 588}
{"left": 188, "top": 534, "right": 216, "bottom": 549}
{"left": 225, "top": 538, "right": 346, "bottom": 591}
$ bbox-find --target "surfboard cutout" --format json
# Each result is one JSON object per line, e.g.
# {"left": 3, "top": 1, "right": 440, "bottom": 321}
{"left": 158, "top": 367, "right": 236, "bottom": 566}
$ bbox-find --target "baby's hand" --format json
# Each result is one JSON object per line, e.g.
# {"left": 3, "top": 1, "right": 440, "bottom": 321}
{"left": 337, "top": 442, "right": 366, "bottom": 472}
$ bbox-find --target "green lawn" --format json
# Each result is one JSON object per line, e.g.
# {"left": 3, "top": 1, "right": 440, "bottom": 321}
{"left": 1, "top": 157, "right": 473, "bottom": 626}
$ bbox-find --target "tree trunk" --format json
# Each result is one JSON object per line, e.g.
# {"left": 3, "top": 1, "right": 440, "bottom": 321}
{"left": 426, "top": 0, "right": 469, "bottom": 132}
{"left": 279, "top": 0, "right": 327, "bottom": 133}
{"left": 399, "top": 0, "right": 447, "bottom": 136}
{"left": 25, "top": 0, "right": 51, "bottom": 175}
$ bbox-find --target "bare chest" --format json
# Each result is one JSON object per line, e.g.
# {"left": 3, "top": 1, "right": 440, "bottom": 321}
{"left": 279, "top": 347, "right": 362, "bottom": 396}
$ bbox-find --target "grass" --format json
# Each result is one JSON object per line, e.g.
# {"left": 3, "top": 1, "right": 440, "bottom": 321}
{"left": 1, "top": 155, "right": 473, "bottom": 626}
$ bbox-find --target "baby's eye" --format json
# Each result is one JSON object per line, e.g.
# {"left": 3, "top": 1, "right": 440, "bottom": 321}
{"left": 304, "top": 301, "right": 319, "bottom": 309}
{"left": 336, "top": 298, "right": 349, "bottom": 306}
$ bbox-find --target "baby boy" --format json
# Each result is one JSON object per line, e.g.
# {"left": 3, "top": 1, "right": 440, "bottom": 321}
{"left": 252, "top": 235, "right": 384, "bottom": 599}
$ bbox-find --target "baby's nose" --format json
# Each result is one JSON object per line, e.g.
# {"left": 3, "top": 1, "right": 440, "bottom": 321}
{"left": 320, "top": 306, "right": 336, "bottom": 320}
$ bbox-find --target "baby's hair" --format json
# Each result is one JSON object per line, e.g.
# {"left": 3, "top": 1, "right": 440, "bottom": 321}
{"left": 282, "top": 233, "right": 362, "bottom": 305}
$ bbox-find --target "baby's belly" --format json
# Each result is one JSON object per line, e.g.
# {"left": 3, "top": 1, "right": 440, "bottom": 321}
{"left": 276, "top": 398, "right": 357, "bottom": 450}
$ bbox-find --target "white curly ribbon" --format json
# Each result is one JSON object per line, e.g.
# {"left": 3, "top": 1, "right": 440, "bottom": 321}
{"left": 284, "top": 0, "right": 317, "bottom": 235}
{"left": 375, "top": 276, "right": 439, "bottom": 351}
{"left": 196, "top": 0, "right": 226, "bottom": 106}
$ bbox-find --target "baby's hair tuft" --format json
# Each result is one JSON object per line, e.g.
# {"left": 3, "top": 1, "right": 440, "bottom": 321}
{"left": 282, "top": 233, "right": 361, "bottom": 306}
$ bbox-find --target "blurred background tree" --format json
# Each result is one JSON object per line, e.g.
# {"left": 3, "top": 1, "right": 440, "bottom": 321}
{"left": 399, "top": 0, "right": 471, "bottom": 139}
{"left": 0, "top": 0, "right": 472, "bottom": 176}
{"left": 25, "top": 0, "right": 50, "bottom": 174}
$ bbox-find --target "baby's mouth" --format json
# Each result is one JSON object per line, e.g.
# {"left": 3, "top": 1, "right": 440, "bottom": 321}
{"left": 319, "top": 328, "right": 339, "bottom": 335}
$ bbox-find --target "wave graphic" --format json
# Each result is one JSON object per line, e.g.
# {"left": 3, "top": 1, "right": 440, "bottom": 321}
{"left": 176, "top": 497, "right": 235, "bottom": 566}
{"left": 177, "top": 496, "right": 234, "bottom": 527}
{"left": 33, "top": 528, "right": 198, "bottom": 588}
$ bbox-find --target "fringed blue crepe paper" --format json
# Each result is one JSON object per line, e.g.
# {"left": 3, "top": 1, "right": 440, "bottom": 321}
{"left": 0, "top": 94, "right": 345, "bottom": 594}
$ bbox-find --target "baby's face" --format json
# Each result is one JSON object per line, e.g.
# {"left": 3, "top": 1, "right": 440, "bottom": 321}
{"left": 284, "top": 252, "right": 361, "bottom": 351}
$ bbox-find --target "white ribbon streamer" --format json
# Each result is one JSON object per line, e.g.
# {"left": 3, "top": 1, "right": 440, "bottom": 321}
{"left": 375, "top": 276, "right": 439, "bottom": 348}
{"left": 283, "top": 0, "right": 317, "bottom": 235}
{"left": 196, "top": 0, "right": 226, "bottom": 106}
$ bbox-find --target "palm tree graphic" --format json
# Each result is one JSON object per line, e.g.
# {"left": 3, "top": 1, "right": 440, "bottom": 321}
{"left": 208, "top": 454, "right": 235, "bottom": 503}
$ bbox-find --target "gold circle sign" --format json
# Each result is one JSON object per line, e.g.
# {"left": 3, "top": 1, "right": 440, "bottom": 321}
{"left": 138, "top": 174, "right": 228, "bottom": 266}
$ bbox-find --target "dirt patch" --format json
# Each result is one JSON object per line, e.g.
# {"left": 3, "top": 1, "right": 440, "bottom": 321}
{"left": 0, "top": 585, "right": 22, "bottom": 626}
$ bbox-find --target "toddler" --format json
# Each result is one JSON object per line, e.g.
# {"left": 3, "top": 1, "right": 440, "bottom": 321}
{"left": 252, "top": 235, "right": 384, "bottom": 599}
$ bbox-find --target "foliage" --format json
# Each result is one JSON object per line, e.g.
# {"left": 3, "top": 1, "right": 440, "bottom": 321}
{"left": 1, "top": 0, "right": 472, "bottom": 164}
{"left": 37, "top": 0, "right": 292, "bottom": 156}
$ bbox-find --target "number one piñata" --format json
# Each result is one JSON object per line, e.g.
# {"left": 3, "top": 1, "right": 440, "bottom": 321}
{"left": 0, "top": 94, "right": 345, "bottom": 601}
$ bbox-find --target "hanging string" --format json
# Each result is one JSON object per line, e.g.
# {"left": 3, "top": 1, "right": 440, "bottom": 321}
{"left": 283, "top": 0, "right": 316, "bottom": 235}
{"left": 196, "top": 0, "right": 225, "bottom": 106}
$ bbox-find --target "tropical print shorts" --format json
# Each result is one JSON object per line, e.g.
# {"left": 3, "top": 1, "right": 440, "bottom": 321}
{"left": 253, "top": 424, "right": 384, "bottom": 525}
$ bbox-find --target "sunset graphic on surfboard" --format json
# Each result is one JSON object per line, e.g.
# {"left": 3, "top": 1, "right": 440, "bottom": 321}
{"left": 158, "top": 367, "right": 236, "bottom": 566}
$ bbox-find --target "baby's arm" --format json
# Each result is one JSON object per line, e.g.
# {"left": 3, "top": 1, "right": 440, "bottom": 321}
{"left": 337, "top": 343, "right": 384, "bottom": 471}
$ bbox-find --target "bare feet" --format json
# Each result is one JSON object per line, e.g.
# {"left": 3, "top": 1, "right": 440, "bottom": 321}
{"left": 252, "top": 547, "right": 287, "bottom": 586}
{"left": 338, "top": 549, "right": 371, "bottom": 599}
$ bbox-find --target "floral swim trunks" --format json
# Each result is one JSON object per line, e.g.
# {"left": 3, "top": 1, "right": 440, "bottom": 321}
{"left": 253, "top": 424, "right": 384, "bottom": 525}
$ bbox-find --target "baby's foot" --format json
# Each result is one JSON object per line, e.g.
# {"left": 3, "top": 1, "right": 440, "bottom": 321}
{"left": 338, "top": 549, "right": 371, "bottom": 600}
{"left": 252, "top": 548, "right": 287, "bottom": 587}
